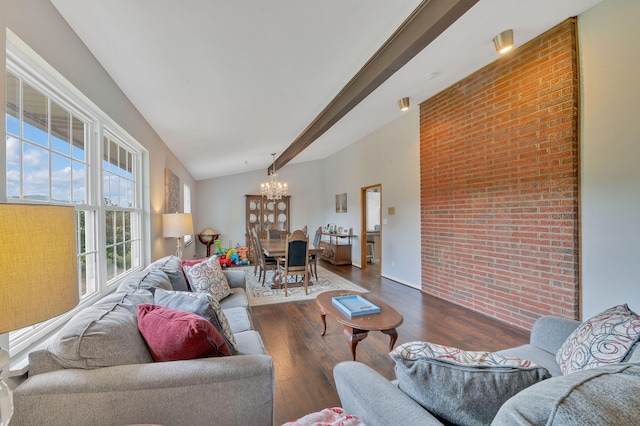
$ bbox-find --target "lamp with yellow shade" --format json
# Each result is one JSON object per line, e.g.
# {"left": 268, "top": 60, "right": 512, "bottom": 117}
{"left": 0, "top": 204, "right": 79, "bottom": 425}
{"left": 162, "top": 213, "right": 194, "bottom": 259}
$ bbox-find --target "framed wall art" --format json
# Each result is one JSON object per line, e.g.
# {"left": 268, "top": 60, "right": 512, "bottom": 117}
{"left": 336, "top": 193, "right": 347, "bottom": 213}
{"left": 164, "top": 168, "right": 180, "bottom": 214}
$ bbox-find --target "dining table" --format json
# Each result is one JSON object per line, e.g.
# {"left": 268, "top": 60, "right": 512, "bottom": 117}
{"left": 260, "top": 238, "right": 324, "bottom": 288}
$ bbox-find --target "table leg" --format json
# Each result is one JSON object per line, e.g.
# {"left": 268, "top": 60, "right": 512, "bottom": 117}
{"left": 344, "top": 327, "right": 368, "bottom": 361}
{"left": 320, "top": 310, "right": 327, "bottom": 336}
{"left": 381, "top": 328, "right": 398, "bottom": 351}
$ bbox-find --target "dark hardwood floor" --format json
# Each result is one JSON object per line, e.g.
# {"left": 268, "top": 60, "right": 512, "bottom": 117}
{"left": 251, "top": 260, "right": 530, "bottom": 425}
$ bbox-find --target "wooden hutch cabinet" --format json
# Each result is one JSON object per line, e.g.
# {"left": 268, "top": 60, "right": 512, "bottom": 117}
{"left": 245, "top": 195, "right": 290, "bottom": 263}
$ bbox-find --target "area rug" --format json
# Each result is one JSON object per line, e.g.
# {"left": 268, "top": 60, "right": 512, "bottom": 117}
{"left": 238, "top": 265, "right": 368, "bottom": 307}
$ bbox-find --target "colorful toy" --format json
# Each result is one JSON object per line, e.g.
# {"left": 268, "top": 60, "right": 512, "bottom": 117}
{"left": 238, "top": 246, "right": 249, "bottom": 260}
{"left": 214, "top": 239, "right": 223, "bottom": 255}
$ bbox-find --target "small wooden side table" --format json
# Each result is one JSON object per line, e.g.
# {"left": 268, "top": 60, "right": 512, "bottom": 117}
{"left": 315, "top": 290, "right": 403, "bottom": 360}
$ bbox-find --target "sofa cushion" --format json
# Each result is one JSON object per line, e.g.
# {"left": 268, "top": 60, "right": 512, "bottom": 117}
{"left": 390, "top": 341, "right": 550, "bottom": 426}
{"left": 154, "top": 288, "right": 238, "bottom": 353}
{"left": 223, "top": 306, "right": 253, "bottom": 334}
{"left": 183, "top": 256, "right": 231, "bottom": 301}
{"left": 137, "top": 304, "right": 231, "bottom": 361}
{"left": 220, "top": 287, "right": 250, "bottom": 311}
{"left": 116, "top": 269, "right": 173, "bottom": 295}
{"left": 48, "top": 302, "right": 153, "bottom": 369}
{"left": 556, "top": 304, "right": 640, "bottom": 375}
{"left": 145, "top": 255, "right": 190, "bottom": 291}
{"left": 492, "top": 364, "right": 640, "bottom": 425}
{"left": 233, "top": 330, "right": 268, "bottom": 355}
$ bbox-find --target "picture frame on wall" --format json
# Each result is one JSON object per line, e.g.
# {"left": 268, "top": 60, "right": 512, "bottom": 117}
{"left": 164, "top": 168, "right": 180, "bottom": 214}
{"left": 336, "top": 193, "right": 347, "bottom": 213}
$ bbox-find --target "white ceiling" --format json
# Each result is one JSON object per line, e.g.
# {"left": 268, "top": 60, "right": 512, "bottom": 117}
{"left": 49, "top": 0, "right": 602, "bottom": 181}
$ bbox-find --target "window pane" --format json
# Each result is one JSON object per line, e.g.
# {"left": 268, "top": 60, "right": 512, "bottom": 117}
{"left": 73, "top": 161, "right": 86, "bottom": 204}
{"left": 51, "top": 101, "right": 70, "bottom": 155}
{"left": 120, "top": 176, "right": 128, "bottom": 207}
{"left": 116, "top": 244, "right": 124, "bottom": 277}
{"left": 22, "top": 143, "right": 49, "bottom": 201}
{"left": 116, "top": 211, "right": 124, "bottom": 244}
{"left": 6, "top": 135, "right": 20, "bottom": 199}
{"left": 105, "top": 210, "right": 114, "bottom": 246}
{"left": 51, "top": 152, "right": 71, "bottom": 203}
{"left": 22, "top": 83, "right": 48, "bottom": 147}
{"left": 109, "top": 140, "right": 119, "bottom": 173}
{"left": 6, "top": 71, "right": 20, "bottom": 136}
{"left": 72, "top": 116, "right": 85, "bottom": 161}
{"left": 106, "top": 246, "right": 116, "bottom": 281}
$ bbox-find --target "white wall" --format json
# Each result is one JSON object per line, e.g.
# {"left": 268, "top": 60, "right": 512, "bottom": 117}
{"left": 323, "top": 109, "right": 421, "bottom": 287}
{"left": 196, "top": 108, "right": 421, "bottom": 287}
{"left": 194, "top": 160, "right": 326, "bottom": 256}
{"left": 579, "top": 0, "right": 640, "bottom": 318}
{"left": 0, "top": 0, "right": 196, "bottom": 262}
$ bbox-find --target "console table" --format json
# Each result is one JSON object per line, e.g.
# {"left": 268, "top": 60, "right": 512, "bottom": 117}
{"left": 319, "top": 232, "right": 352, "bottom": 266}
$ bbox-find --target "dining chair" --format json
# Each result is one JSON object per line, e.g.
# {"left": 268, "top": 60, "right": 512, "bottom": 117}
{"left": 247, "top": 226, "right": 259, "bottom": 276}
{"left": 277, "top": 229, "right": 310, "bottom": 296}
{"left": 308, "top": 226, "right": 322, "bottom": 281}
{"left": 252, "top": 227, "right": 278, "bottom": 286}
{"left": 268, "top": 224, "right": 283, "bottom": 240}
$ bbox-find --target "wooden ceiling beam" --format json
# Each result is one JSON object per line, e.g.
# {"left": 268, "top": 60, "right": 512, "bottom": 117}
{"left": 271, "top": 0, "right": 479, "bottom": 173}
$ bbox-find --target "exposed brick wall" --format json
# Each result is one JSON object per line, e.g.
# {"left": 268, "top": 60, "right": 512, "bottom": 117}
{"left": 419, "top": 20, "right": 579, "bottom": 330}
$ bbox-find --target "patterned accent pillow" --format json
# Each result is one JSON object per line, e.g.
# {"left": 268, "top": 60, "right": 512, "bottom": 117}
{"left": 154, "top": 288, "right": 238, "bottom": 352}
{"left": 556, "top": 304, "right": 640, "bottom": 375}
{"left": 390, "top": 341, "right": 550, "bottom": 426}
{"left": 282, "top": 407, "right": 365, "bottom": 426}
{"left": 183, "top": 256, "right": 231, "bottom": 301}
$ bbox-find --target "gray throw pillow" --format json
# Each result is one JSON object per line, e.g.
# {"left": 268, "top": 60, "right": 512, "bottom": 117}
{"left": 116, "top": 269, "right": 172, "bottom": 294}
{"left": 154, "top": 288, "right": 238, "bottom": 352}
{"left": 145, "top": 255, "right": 190, "bottom": 291}
{"left": 48, "top": 302, "right": 154, "bottom": 369}
{"left": 492, "top": 364, "right": 640, "bottom": 425}
{"left": 390, "top": 341, "right": 550, "bottom": 426}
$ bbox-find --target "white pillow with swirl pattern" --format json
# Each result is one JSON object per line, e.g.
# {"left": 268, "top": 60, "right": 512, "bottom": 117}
{"left": 556, "top": 304, "right": 640, "bottom": 375}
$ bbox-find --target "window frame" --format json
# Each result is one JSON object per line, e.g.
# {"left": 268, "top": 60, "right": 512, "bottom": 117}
{"left": 5, "top": 34, "right": 149, "bottom": 358}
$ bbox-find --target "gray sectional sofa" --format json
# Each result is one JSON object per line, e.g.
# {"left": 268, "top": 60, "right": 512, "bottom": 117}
{"left": 11, "top": 256, "right": 274, "bottom": 426}
{"left": 334, "top": 315, "right": 640, "bottom": 425}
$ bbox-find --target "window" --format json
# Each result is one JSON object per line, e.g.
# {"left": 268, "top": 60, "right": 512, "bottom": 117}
{"left": 5, "top": 38, "right": 145, "bottom": 356}
{"left": 184, "top": 183, "right": 192, "bottom": 245}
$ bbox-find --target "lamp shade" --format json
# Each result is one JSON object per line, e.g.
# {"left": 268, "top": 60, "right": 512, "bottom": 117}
{"left": 0, "top": 204, "right": 79, "bottom": 334}
{"left": 163, "top": 213, "right": 194, "bottom": 238}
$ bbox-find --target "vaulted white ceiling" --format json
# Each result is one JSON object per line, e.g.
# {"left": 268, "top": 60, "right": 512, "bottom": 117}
{"left": 50, "top": 0, "right": 602, "bottom": 180}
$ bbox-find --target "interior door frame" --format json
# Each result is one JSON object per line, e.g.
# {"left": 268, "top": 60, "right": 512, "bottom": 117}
{"left": 360, "top": 184, "right": 382, "bottom": 269}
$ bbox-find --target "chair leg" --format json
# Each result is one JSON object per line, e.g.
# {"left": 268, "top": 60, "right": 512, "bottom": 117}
{"left": 303, "top": 273, "right": 308, "bottom": 295}
{"left": 284, "top": 273, "right": 288, "bottom": 297}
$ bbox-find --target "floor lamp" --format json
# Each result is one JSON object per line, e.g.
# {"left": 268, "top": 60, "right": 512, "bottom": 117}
{"left": 0, "top": 204, "right": 79, "bottom": 425}
{"left": 163, "top": 213, "right": 194, "bottom": 260}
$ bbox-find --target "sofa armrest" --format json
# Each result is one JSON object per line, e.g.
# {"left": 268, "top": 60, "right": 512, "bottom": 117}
{"left": 223, "top": 269, "right": 247, "bottom": 290}
{"left": 13, "top": 355, "right": 274, "bottom": 426}
{"left": 333, "top": 361, "right": 443, "bottom": 426}
{"left": 530, "top": 316, "right": 580, "bottom": 354}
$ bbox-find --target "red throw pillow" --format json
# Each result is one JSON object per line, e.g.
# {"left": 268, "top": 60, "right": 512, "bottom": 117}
{"left": 180, "top": 257, "right": 208, "bottom": 290}
{"left": 137, "top": 304, "right": 231, "bottom": 361}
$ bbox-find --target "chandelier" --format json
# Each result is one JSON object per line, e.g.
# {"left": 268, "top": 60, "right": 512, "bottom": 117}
{"left": 260, "top": 153, "right": 288, "bottom": 200}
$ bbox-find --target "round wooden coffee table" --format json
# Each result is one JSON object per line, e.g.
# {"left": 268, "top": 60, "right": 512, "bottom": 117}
{"left": 316, "top": 290, "right": 403, "bottom": 360}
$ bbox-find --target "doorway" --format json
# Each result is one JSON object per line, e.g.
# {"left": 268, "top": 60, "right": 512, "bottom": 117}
{"left": 360, "top": 184, "right": 381, "bottom": 273}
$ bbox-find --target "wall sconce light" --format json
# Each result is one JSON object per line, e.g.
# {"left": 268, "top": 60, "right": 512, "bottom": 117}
{"left": 398, "top": 97, "right": 410, "bottom": 111}
{"left": 493, "top": 29, "right": 514, "bottom": 54}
